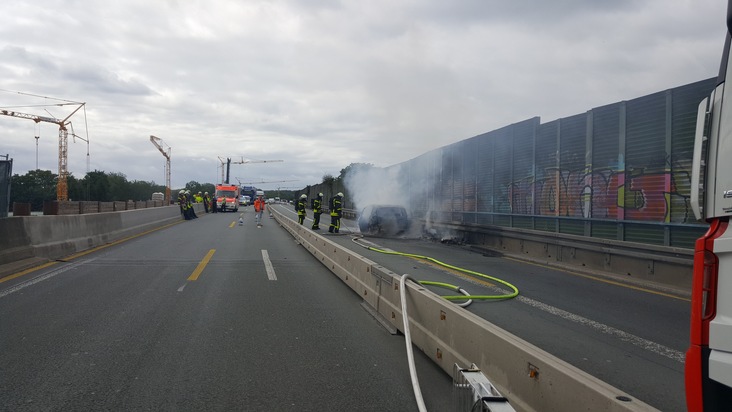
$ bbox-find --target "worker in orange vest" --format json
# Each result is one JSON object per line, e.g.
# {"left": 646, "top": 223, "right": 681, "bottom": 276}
{"left": 254, "top": 191, "right": 266, "bottom": 227}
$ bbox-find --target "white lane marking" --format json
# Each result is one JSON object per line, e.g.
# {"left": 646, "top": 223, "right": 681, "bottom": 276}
{"left": 0, "top": 258, "right": 97, "bottom": 299}
{"left": 262, "top": 250, "right": 277, "bottom": 281}
{"left": 514, "top": 293, "right": 686, "bottom": 363}
{"left": 411, "top": 255, "right": 688, "bottom": 364}
{"left": 177, "top": 283, "right": 187, "bottom": 292}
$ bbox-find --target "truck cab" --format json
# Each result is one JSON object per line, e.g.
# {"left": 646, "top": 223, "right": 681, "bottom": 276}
{"left": 686, "top": 2, "right": 732, "bottom": 409}
{"left": 215, "top": 184, "right": 239, "bottom": 212}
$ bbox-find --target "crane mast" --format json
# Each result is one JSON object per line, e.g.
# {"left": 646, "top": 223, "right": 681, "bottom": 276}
{"left": 149, "top": 135, "right": 171, "bottom": 203}
{"left": 0, "top": 103, "right": 85, "bottom": 201}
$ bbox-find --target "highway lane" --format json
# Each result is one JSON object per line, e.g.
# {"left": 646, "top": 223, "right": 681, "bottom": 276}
{"left": 274, "top": 203, "right": 690, "bottom": 412}
{"left": 0, "top": 210, "right": 453, "bottom": 411}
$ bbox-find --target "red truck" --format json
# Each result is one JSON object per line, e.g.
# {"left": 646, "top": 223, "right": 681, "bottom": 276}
{"left": 686, "top": 1, "right": 732, "bottom": 409}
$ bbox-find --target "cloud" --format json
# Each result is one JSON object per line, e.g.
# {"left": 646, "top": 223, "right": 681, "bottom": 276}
{"left": 0, "top": 0, "right": 726, "bottom": 192}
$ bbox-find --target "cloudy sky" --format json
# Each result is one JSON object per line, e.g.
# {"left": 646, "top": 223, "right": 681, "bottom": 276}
{"left": 0, "top": 0, "right": 727, "bottom": 192}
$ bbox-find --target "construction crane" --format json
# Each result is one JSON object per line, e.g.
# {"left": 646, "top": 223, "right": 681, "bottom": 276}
{"left": 235, "top": 178, "right": 298, "bottom": 185}
{"left": 0, "top": 101, "right": 85, "bottom": 201}
{"left": 149, "top": 135, "right": 171, "bottom": 203}
{"left": 217, "top": 157, "right": 283, "bottom": 184}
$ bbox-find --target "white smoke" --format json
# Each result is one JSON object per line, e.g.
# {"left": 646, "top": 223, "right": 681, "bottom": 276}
{"left": 343, "top": 164, "right": 408, "bottom": 212}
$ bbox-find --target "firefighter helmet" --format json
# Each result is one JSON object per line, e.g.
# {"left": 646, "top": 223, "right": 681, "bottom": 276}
{"left": 337, "top": 192, "right": 343, "bottom": 197}
{"left": 300, "top": 194, "right": 307, "bottom": 199}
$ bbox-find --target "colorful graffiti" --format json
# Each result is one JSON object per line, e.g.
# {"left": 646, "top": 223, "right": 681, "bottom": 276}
{"left": 505, "top": 157, "right": 693, "bottom": 223}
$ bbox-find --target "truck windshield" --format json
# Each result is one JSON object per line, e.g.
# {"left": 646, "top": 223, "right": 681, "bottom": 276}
{"left": 216, "top": 190, "right": 236, "bottom": 197}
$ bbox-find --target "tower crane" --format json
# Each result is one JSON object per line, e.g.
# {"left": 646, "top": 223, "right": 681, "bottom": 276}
{"left": 217, "top": 157, "right": 283, "bottom": 184}
{"left": 235, "top": 179, "right": 298, "bottom": 185}
{"left": 149, "top": 135, "right": 171, "bottom": 203}
{"left": 0, "top": 101, "right": 85, "bottom": 201}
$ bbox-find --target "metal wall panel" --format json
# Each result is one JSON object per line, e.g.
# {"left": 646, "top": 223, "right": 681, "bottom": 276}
{"left": 0, "top": 159, "right": 11, "bottom": 218}
{"left": 462, "top": 139, "right": 478, "bottom": 223}
{"left": 473, "top": 132, "right": 494, "bottom": 225}
{"left": 535, "top": 120, "right": 559, "bottom": 218}
{"left": 358, "top": 78, "right": 718, "bottom": 248}
{"left": 590, "top": 103, "right": 621, "bottom": 219}
{"left": 558, "top": 114, "right": 587, "bottom": 220}
{"left": 493, "top": 126, "right": 513, "bottom": 215}
{"left": 511, "top": 118, "right": 538, "bottom": 215}
{"left": 625, "top": 91, "right": 667, "bottom": 228}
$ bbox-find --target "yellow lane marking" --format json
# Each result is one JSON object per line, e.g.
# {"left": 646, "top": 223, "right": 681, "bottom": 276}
{"left": 0, "top": 261, "right": 58, "bottom": 283}
{"left": 504, "top": 256, "right": 690, "bottom": 302}
{"left": 229, "top": 221, "right": 236, "bottom": 228}
{"left": 187, "top": 249, "right": 216, "bottom": 281}
{"left": 0, "top": 219, "right": 185, "bottom": 283}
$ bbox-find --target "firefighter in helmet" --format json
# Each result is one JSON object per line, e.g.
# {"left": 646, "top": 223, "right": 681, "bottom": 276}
{"left": 311, "top": 193, "right": 323, "bottom": 230}
{"left": 329, "top": 192, "right": 343, "bottom": 233}
{"left": 178, "top": 190, "right": 191, "bottom": 220}
{"left": 296, "top": 194, "right": 307, "bottom": 225}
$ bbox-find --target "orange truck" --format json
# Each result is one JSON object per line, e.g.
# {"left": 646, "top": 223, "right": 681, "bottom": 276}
{"left": 215, "top": 184, "right": 239, "bottom": 212}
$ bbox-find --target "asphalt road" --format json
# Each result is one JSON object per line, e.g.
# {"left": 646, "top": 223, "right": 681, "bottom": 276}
{"left": 276, "top": 204, "right": 690, "bottom": 412}
{"left": 0, "top": 208, "right": 453, "bottom": 411}
{"left": 1, "top": 204, "right": 692, "bottom": 411}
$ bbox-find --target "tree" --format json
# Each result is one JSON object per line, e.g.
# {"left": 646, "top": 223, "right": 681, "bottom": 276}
{"left": 9, "top": 168, "right": 213, "bottom": 205}
{"left": 129, "top": 180, "right": 164, "bottom": 201}
{"left": 83, "top": 170, "right": 110, "bottom": 201}
{"left": 185, "top": 181, "right": 201, "bottom": 193}
{"left": 107, "top": 172, "right": 131, "bottom": 201}
{"left": 9, "top": 169, "right": 57, "bottom": 210}
{"left": 66, "top": 174, "right": 83, "bottom": 201}
{"left": 339, "top": 163, "right": 374, "bottom": 180}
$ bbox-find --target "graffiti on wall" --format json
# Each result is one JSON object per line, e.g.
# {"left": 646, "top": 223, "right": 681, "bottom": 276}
{"left": 506, "top": 156, "right": 694, "bottom": 223}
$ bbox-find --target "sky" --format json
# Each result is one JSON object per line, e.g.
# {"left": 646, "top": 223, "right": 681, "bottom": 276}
{"left": 0, "top": 0, "right": 727, "bottom": 193}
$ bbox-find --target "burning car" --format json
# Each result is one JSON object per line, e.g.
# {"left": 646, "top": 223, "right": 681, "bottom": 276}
{"left": 358, "top": 205, "right": 410, "bottom": 236}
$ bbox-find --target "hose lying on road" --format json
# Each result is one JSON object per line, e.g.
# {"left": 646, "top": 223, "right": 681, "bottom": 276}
{"left": 351, "top": 236, "right": 519, "bottom": 306}
{"left": 401, "top": 273, "right": 428, "bottom": 412}
{"left": 350, "top": 236, "right": 519, "bottom": 411}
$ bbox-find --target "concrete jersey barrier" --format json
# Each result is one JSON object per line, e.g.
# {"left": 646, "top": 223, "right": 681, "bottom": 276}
{"left": 270, "top": 206, "right": 659, "bottom": 412}
{"left": 0, "top": 204, "right": 203, "bottom": 276}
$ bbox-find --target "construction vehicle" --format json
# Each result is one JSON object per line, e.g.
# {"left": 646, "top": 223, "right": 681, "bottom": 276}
{"left": 215, "top": 184, "right": 239, "bottom": 212}
{"left": 686, "top": 1, "right": 732, "bottom": 409}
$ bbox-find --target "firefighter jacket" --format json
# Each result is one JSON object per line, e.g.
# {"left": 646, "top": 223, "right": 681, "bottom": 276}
{"left": 296, "top": 199, "right": 307, "bottom": 216}
{"left": 329, "top": 196, "right": 342, "bottom": 217}
{"left": 312, "top": 197, "right": 322, "bottom": 214}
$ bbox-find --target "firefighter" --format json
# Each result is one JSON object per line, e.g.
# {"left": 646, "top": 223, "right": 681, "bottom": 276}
{"left": 311, "top": 193, "right": 323, "bottom": 230}
{"left": 186, "top": 190, "right": 198, "bottom": 219}
{"left": 329, "top": 192, "right": 343, "bottom": 233}
{"left": 296, "top": 194, "right": 307, "bottom": 225}
{"left": 202, "top": 191, "right": 210, "bottom": 213}
{"left": 178, "top": 190, "right": 191, "bottom": 220}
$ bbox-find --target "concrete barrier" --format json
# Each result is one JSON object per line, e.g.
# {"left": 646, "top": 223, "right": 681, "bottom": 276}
{"left": 0, "top": 204, "right": 203, "bottom": 277}
{"left": 271, "top": 207, "right": 659, "bottom": 412}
